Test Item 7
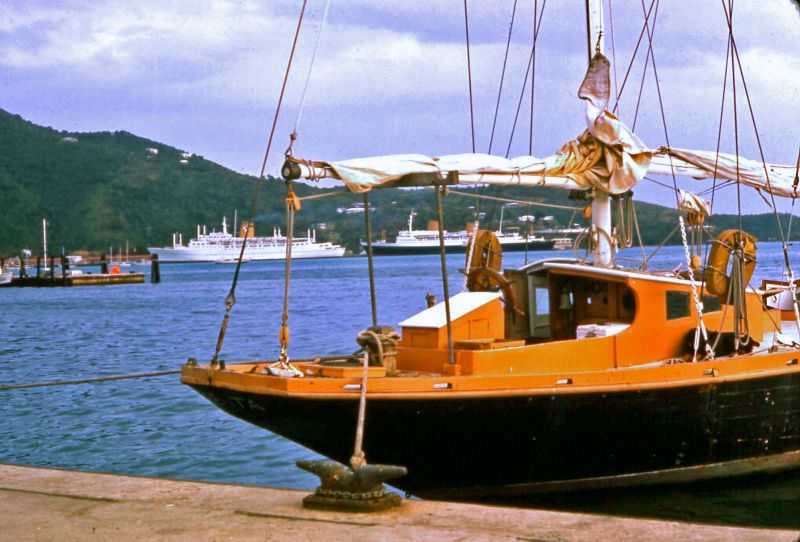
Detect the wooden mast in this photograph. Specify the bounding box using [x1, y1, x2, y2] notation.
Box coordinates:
[586, 0, 612, 267]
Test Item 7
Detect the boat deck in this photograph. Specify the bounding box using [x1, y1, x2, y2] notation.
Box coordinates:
[0, 464, 795, 541]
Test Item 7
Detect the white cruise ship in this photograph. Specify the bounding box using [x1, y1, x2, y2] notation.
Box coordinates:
[147, 218, 345, 262]
[363, 211, 555, 255]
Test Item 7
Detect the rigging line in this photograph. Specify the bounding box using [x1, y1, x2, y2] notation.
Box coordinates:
[488, 0, 518, 154]
[278, 183, 297, 364]
[435, 186, 456, 366]
[464, 0, 476, 153]
[726, 0, 744, 234]
[630, 0, 661, 132]
[297, 189, 348, 202]
[0, 370, 181, 392]
[505, 0, 546, 158]
[644, 223, 680, 265]
[639, 0, 713, 343]
[528, 0, 538, 155]
[448, 189, 580, 210]
[638, 0, 681, 208]
[707, 29, 733, 217]
[607, 0, 620, 115]
[698, 181, 736, 196]
[611, 0, 657, 112]
[293, 0, 333, 136]
[259, 0, 308, 178]
[211, 0, 309, 367]
[362, 193, 378, 328]
[788, 146, 800, 240]
[643, 175, 677, 190]
[504, 47, 532, 158]
[630, 199, 648, 269]
[720, 0, 789, 249]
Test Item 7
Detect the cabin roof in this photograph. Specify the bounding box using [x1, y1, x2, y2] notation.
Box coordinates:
[399, 291, 501, 329]
[542, 262, 697, 286]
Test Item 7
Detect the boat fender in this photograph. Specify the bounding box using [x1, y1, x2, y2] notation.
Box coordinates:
[466, 230, 502, 281]
[704, 229, 757, 300]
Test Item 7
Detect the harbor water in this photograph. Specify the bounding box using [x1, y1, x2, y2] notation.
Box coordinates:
[2, 243, 799, 528]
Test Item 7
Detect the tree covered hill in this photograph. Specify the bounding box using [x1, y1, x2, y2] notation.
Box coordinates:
[0, 108, 795, 257]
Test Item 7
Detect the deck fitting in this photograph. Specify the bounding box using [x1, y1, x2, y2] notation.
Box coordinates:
[297, 459, 407, 512]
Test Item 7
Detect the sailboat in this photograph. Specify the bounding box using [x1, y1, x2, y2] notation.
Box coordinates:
[181, 1, 800, 499]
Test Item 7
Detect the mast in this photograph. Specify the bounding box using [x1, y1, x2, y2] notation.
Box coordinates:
[585, 0, 612, 267]
[42, 218, 48, 264]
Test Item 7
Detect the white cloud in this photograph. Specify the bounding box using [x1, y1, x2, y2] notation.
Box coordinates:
[0, 0, 796, 191]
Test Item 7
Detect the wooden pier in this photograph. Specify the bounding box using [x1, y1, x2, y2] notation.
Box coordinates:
[0, 464, 795, 541]
[2, 272, 145, 287]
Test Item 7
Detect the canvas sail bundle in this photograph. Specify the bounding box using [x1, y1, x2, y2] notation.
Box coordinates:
[287, 53, 796, 199]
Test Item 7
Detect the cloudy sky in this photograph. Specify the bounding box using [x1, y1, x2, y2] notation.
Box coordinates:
[1, 0, 798, 214]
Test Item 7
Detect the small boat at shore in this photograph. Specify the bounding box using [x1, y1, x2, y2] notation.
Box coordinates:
[0, 265, 11, 285]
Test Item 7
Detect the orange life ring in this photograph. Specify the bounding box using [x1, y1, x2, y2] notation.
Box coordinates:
[466, 230, 502, 287]
[704, 229, 757, 300]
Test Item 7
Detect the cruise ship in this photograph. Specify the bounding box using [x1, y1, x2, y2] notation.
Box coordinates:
[147, 218, 345, 262]
[362, 211, 555, 255]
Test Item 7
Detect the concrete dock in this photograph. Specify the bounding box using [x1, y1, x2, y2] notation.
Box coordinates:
[1, 464, 797, 541]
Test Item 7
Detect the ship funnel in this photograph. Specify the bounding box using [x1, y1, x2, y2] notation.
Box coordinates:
[239, 221, 255, 239]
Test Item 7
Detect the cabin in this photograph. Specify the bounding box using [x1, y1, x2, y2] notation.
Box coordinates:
[396, 260, 777, 376]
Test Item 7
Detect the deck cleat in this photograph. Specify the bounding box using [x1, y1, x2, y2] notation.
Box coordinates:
[297, 459, 407, 512]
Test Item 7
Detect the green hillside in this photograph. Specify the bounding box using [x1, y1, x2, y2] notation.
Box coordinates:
[0, 109, 796, 257]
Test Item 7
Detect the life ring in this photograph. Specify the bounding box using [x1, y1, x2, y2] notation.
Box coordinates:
[466, 230, 502, 287]
[704, 229, 757, 300]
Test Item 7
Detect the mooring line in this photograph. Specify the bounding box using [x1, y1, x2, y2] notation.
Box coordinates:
[0, 370, 181, 391]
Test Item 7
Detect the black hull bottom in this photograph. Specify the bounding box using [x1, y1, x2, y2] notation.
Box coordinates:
[366, 240, 556, 255]
[188, 372, 800, 499]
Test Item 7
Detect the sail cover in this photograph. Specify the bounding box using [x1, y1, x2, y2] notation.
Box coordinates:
[289, 53, 797, 199]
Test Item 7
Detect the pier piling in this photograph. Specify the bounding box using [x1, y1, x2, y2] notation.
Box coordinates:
[151, 254, 160, 283]
[61, 256, 69, 286]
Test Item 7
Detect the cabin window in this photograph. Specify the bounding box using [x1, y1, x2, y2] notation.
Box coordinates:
[702, 295, 722, 312]
[666, 291, 691, 319]
[528, 274, 551, 339]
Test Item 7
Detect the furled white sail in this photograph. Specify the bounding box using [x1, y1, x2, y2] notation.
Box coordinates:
[286, 52, 797, 199]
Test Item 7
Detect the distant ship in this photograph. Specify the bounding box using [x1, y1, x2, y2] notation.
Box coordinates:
[362, 211, 556, 255]
[147, 218, 346, 262]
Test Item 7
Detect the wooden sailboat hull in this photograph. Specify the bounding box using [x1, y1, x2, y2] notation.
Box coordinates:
[186, 370, 800, 499]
